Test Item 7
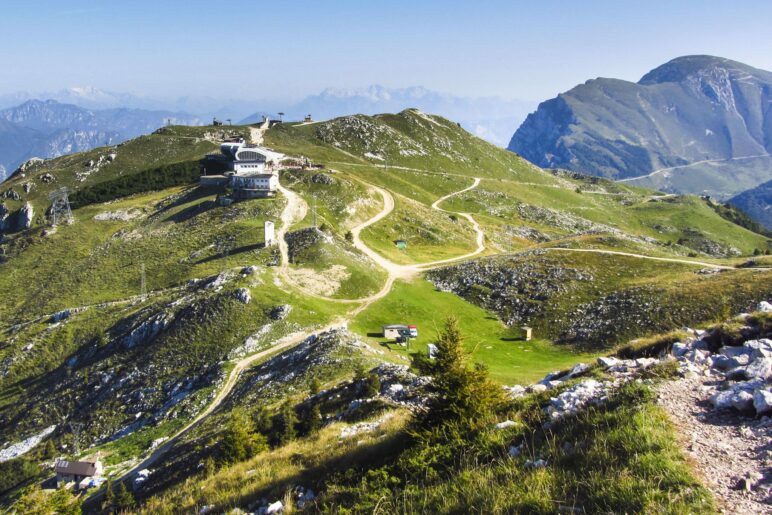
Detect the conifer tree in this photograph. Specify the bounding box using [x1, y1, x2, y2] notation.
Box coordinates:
[415, 316, 504, 434]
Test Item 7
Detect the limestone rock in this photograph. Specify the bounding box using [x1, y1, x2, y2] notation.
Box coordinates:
[745, 357, 772, 381]
[269, 304, 292, 320]
[743, 339, 772, 359]
[597, 356, 622, 368]
[753, 389, 772, 414]
[17, 202, 33, 230]
[234, 288, 251, 304]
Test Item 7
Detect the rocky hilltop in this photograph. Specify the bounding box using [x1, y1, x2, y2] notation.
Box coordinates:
[508, 55, 772, 202]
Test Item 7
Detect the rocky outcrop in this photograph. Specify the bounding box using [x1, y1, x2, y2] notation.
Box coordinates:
[17, 202, 33, 230]
[427, 252, 591, 326]
[0, 202, 8, 231]
[234, 288, 251, 304]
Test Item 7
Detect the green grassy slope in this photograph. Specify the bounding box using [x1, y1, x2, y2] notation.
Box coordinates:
[0, 111, 769, 510]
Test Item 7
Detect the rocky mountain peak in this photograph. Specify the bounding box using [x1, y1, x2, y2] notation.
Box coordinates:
[638, 55, 770, 86]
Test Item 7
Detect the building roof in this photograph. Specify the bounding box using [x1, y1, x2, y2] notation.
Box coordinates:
[55, 460, 99, 477]
[383, 324, 409, 330]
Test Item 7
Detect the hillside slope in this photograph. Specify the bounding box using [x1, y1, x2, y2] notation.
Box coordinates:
[0, 111, 770, 512]
[508, 55, 772, 200]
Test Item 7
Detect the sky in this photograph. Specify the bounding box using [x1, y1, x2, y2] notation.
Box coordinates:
[1, 0, 771, 103]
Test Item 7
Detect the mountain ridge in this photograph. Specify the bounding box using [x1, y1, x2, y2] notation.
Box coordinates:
[508, 55, 772, 204]
[0, 100, 202, 182]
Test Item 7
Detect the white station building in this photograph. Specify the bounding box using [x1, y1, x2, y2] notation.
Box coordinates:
[201, 138, 283, 198]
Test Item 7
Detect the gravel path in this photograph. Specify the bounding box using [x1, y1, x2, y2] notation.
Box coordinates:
[656, 375, 772, 514]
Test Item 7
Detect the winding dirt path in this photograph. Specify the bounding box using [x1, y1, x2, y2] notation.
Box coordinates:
[93, 175, 486, 498]
[541, 247, 754, 270]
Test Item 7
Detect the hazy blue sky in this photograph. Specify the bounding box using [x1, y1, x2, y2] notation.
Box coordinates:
[2, 0, 771, 101]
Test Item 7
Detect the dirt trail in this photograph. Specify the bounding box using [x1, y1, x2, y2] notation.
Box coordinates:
[619, 153, 772, 183]
[98, 320, 346, 496]
[656, 377, 772, 514]
[542, 247, 753, 270]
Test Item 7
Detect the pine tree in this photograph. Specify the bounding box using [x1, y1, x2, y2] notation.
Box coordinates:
[103, 478, 115, 512]
[301, 402, 322, 435]
[273, 401, 298, 446]
[115, 481, 135, 513]
[415, 316, 505, 434]
[42, 439, 56, 459]
[221, 409, 268, 464]
[309, 376, 321, 396]
[363, 372, 381, 398]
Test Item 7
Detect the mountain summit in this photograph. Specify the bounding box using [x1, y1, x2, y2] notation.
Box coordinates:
[507, 55, 772, 203]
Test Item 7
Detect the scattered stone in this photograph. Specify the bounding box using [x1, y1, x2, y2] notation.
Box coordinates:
[494, 420, 516, 430]
[269, 304, 292, 320]
[566, 362, 590, 378]
[234, 288, 251, 304]
[745, 357, 772, 381]
[40, 173, 55, 183]
[597, 356, 621, 368]
[744, 339, 772, 359]
[758, 301, 772, 313]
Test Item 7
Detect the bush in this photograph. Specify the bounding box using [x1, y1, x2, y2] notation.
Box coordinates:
[355, 365, 381, 398]
[345, 230, 354, 242]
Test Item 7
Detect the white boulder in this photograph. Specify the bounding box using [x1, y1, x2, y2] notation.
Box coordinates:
[745, 357, 772, 381]
[494, 420, 517, 430]
[753, 389, 772, 414]
[597, 356, 621, 368]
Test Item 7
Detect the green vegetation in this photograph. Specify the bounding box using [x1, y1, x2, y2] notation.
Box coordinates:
[69, 160, 201, 207]
[154, 320, 712, 514]
[1, 110, 767, 511]
[350, 279, 597, 384]
[707, 198, 772, 238]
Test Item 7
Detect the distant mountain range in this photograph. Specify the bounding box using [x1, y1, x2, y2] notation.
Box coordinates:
[508, 55, 772, 213]
[0, 86, 534, 182]
[0, 100, 201, 181]
[241, 86, 535, 147]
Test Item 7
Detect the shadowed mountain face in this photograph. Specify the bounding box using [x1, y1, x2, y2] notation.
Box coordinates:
[0, 100, 201, 181]
[729, 180, 772, 230]
[508, 56, 772, 200]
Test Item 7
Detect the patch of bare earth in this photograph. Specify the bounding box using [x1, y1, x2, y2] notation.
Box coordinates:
[656, 376, 772, 514]
[287, 265, 350, 296]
